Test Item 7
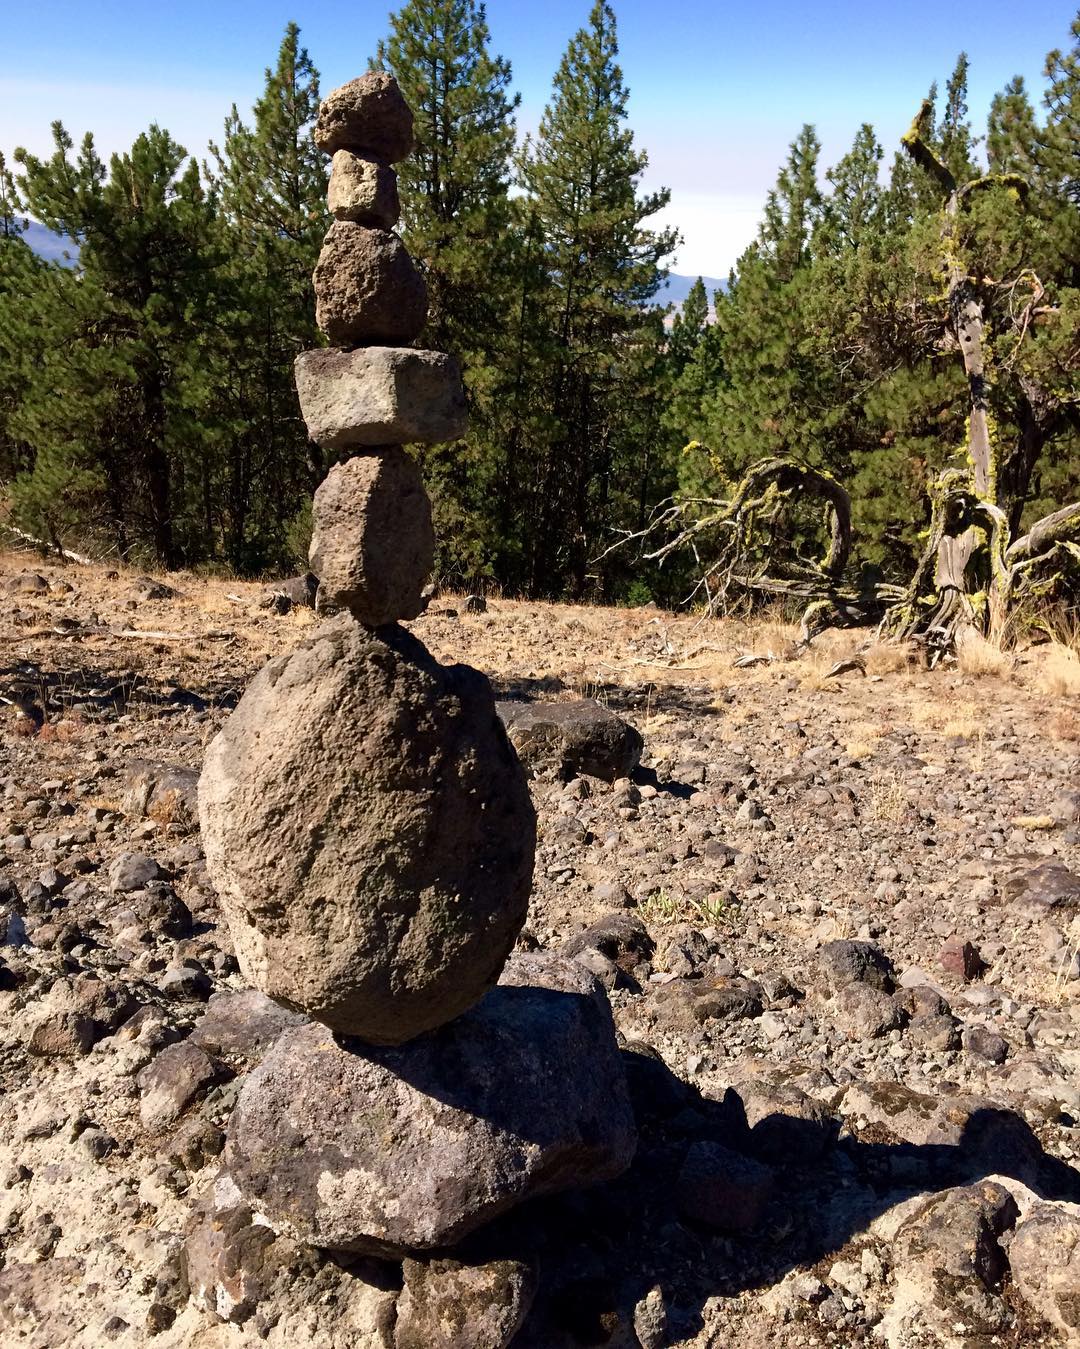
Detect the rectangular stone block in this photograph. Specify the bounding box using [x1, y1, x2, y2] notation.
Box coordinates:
[295, 346, 468, 448]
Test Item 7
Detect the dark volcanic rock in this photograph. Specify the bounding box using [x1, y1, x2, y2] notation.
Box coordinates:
[313, 221, 427, 347]
[309, 451, 434, 625]
[224, 953, 637, 1256]
[198, 617, 535, 1044]
[818, 939, 895, 993]
[496, 699, 643, 783]
[191, 990, 309, 1070]
[314, 72, 415, 161]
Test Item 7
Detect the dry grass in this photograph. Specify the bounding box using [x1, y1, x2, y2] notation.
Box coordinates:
[956, 631, 1014, 678]
[865, 772, 911, 824]
[1034, 641, 1080, 698]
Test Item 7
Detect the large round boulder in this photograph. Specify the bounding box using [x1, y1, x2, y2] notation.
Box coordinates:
[224, 953, 638, 1256]
[198, 618, 535, 1043]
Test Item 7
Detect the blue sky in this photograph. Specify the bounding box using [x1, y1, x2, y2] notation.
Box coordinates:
[2, 0, 1075, 275]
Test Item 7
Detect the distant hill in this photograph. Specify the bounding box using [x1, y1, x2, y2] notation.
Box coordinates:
[21, 220, 79, 266]
[655, 273, 725, 309]
[21, 225, 726, 314]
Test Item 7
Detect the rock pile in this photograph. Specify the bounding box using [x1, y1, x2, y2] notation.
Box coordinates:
[196, 68, 636, 1303]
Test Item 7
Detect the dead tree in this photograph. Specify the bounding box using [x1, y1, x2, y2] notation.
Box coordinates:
[880, 102, 1080, 655]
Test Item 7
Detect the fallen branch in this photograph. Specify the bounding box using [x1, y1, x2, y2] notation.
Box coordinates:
[1, 524, 96, 566]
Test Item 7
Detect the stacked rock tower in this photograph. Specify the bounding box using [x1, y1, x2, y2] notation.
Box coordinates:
[197, 73, 636, 1262]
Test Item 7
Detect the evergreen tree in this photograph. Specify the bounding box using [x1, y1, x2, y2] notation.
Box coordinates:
[207, 22, 327, 569]
[518, 0, 678, 596]
[12, 124, 219, 564]
[376, 0, 521, 582]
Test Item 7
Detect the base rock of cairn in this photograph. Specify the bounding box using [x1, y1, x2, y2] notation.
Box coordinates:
[198, 618, 535, 1043]
[309, 450, 434, 623]
[224, 953, 637, 1256]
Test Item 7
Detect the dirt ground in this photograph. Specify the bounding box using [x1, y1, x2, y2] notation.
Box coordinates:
[0, 550, 1078, 1348]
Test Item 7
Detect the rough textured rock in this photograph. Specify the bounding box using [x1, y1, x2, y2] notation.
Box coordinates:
[1005, 860, 1080, 913]
[309, 452, 434, 625]
[328, 150, 401, 227]
[395, 1256, 536, 1349]
[314, 73, 415, 161]
[121, 760, 199, 829]
[313, 222, 427, 346]
[496, 698, 643, 783]
[184, 1172, 398, 1339]
[817, 939, 895, 993]
[190, 991, 309, 1070]
[137, 1041, 228, 1131]
[198, 618, 535, 1042]
[224, 953, 637, 1255]
[885, 1181, 1019, 1345]
[295, 347, 467, 450]
[1009, 1201, 1080, 1342]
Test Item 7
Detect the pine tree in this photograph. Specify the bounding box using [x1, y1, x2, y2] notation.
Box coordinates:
[519, 0, 678, 596]
[11, 123, 219, 564]
[375, 0, 521, 583]
[207, 22, 327, 569]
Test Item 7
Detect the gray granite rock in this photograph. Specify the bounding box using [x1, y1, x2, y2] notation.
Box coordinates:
[295, 347, 466, 449]
[224, 953, 637, 1255]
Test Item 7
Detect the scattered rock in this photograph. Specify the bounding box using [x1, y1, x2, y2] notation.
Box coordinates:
[1005, 861, 1080, 913]
[190, 990, 309, 1070]
[137, 1041, 228, 1131]
[497, 698, 643, 783]
[395, 1255, 536, 1349]
[818, 939, 895, 993]
[121, 761, 199, 828]
[1009, 1201, 1080, 1343]
[675, 1140, 774, 1233]
[108, 851, 167, 894]
[939, 934, 984, 981]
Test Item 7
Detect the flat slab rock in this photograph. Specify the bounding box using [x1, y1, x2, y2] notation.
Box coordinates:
[295, 347, 467, 450]
[496, 698, 643, 783]
[198, 617, 535, 1043]
[225, 952, 637, 1256]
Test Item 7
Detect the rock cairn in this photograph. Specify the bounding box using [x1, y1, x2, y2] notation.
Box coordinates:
[197, 71, 636, 1264]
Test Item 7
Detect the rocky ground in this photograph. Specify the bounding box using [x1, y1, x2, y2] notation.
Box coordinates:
[0, 551, 1077, 1348]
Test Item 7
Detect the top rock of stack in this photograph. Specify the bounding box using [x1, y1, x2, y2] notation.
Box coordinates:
[314, 72, 415, 163]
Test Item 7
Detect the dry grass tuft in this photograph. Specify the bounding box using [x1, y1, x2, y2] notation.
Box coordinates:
[1035, 641, 1080, 698]
[956, 632, 1013, 678]
[866, 773, 910, 824]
